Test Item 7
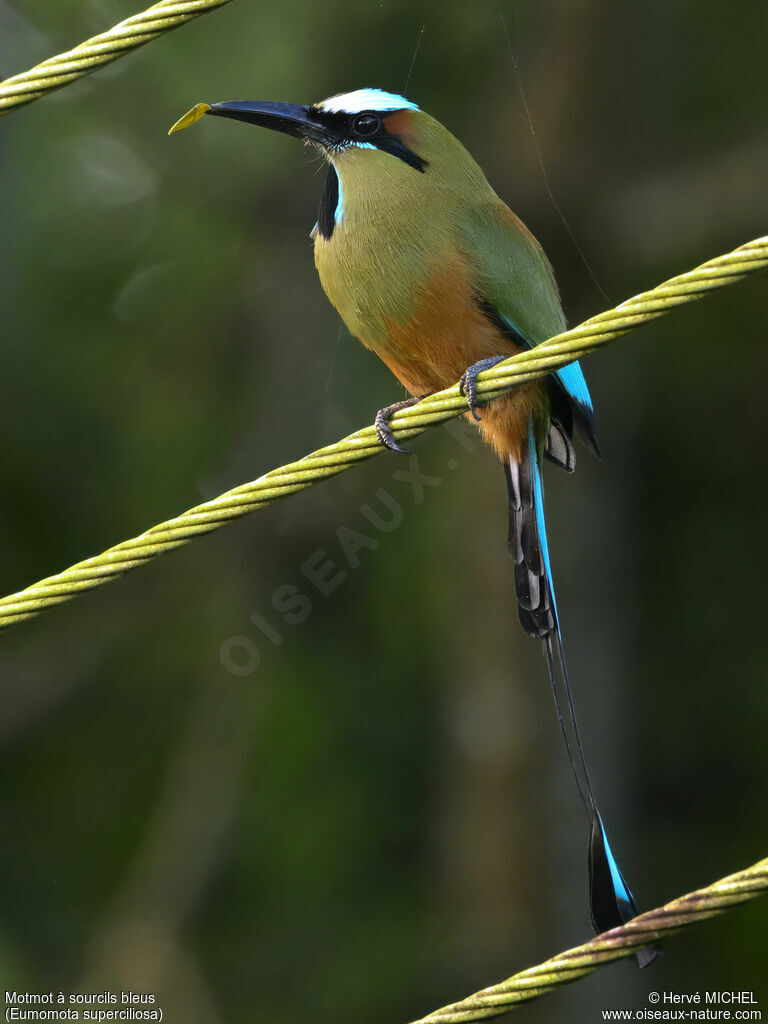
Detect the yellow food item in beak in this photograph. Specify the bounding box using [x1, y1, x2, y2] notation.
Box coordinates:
[168, 103, 212, 135]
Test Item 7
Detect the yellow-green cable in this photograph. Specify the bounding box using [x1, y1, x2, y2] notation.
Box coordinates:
[0, 0, 234, 114]
[0, 234, 766, 631]
[407, 855, 768, 1022]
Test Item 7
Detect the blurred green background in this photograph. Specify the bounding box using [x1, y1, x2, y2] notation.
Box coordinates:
[1, 1, 767, 1021]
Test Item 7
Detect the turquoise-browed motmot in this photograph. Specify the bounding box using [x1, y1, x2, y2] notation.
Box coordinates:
[171, 88, 654, 959]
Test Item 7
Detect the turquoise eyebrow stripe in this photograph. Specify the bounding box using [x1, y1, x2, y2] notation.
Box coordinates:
[319, 88, 419, 113]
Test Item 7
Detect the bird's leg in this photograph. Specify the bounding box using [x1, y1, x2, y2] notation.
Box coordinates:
[375, 396, 422, 454]
[459, 356, 507, 421]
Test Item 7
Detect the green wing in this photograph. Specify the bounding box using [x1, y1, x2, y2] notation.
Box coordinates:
[457, 199, 598, 456]
[457, 199, 567, 345]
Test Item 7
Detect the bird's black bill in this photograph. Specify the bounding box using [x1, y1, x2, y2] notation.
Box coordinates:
[170, 100, 333, 145]
[168, 98, 428, 173]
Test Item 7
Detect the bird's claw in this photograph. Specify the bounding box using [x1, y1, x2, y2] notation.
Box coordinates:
[459, 356, 507, 421]
[375, 416, 410, 453]
[374, 397, 421, 453]
[459, 371, 483, 422]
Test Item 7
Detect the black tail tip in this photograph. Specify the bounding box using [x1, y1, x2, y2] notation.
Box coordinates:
[587, 814, 661, 968]
[636, 945, 662, 969]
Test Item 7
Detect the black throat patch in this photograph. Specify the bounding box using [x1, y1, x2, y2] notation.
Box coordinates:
[317, 164, 339, 240]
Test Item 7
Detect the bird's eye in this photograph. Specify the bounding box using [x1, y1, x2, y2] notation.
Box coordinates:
[352, 112, 381, 137]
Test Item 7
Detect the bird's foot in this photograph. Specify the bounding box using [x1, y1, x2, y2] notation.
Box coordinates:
[459, 356, 507, 421]
[375, 397, 421, 453]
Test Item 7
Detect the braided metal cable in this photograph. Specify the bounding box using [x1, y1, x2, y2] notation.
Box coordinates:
[0, 0, 233, 114]
[407, 855, 768, 1022]
[0, 235, 766, 631]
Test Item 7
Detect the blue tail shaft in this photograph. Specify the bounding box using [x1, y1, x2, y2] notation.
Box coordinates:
[504, 421, 657, 965]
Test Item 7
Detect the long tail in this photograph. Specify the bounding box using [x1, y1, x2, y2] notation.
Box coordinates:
[505, 420, 657, 967]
